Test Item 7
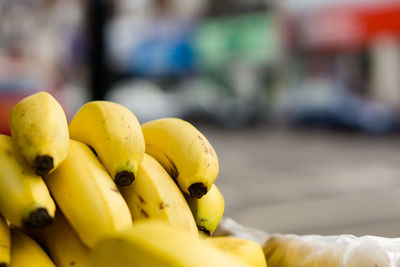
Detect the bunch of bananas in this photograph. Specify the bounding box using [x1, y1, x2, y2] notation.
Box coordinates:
[0, 91, 267, 267]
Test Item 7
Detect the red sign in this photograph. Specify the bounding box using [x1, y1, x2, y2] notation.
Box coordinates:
[299, 1, 400, 50]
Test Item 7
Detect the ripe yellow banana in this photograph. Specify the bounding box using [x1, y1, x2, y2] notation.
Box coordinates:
[9, 91, 69, 176]
[0, 215, 10, 267]
[44, 140, 133, 247]
[264, 236, 314, 267]
[264, 235, 345, 267]
[69, 101, 145, 186]
[186, 184, 224, 236]
[10, 229, 55, 267]
[206, 236, 267, 267]
[90, 221, 251, 267]
[119, 153, 198, 236]
[0, 135, 55, 229]
[141, 118, 219, 198]
[31, 211, 90, 267]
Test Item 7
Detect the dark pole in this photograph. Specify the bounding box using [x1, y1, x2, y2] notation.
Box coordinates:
[88, 0, 108, 100]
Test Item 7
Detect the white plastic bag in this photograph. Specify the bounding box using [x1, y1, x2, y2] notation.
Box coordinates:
[217, 217, 400, 267]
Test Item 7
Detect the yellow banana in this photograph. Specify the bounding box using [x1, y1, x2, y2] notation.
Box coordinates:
[10, 229, 55, 267]
[31, 211, 90, 267]
[69, 101, 145, 186]
[9, 91, 69, 176]
[264, 235, 342, 267]
[186, 184, 224, 236]
[141, 118, 219, 198]
[119, 153, 198, 236]
[206, 236, 267, 267]
[264, 236, 313, 267]
[90, 221, 251, 267]
[0, 135, 55, 229]
[0, 215, 10, 267]
[44, 139, 132, 248]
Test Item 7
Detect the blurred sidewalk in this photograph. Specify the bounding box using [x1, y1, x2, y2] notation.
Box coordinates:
[200, 126, 400, 237]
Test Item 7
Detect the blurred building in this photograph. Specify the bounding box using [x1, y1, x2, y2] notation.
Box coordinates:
[105, 0, 283, 126]
[276, 0, 400, 133]
[0, 0, 399, 133]
[0, 0, 88, 134]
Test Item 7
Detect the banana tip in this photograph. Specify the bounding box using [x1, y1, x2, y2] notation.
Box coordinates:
[115, 171, 135, 186]
[188, 183, 208, 199]
[198, 226, 211, 236]
[33, 155, 54, 176]
[0, 262, 7, 267]
[23, 208, 54, 229]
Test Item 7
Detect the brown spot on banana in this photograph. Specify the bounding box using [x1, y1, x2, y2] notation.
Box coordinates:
[164, 153, 179, 182]
[159, 202, 170, 210]
[140, 209, 149, 218]
[110, 186, 120, 193]
[137, 194, 146, 204]
[197, 226, 211, 236]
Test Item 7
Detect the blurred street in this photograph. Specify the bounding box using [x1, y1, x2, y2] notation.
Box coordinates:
[202, 125, 400, 237]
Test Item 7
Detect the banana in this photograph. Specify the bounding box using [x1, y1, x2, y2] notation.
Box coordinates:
[9, 91, 69, 176]
[141, 118, 219, 198]
[264, 235, 342, 267]
[30, 211, 90, 267]
[90, 221, 251, 267]
[0, 215, 10, 267]
[186, 184, 224, 236]
[44, 139, 132, 247]
[119, 153, 198, 236]
[69, 101, 145, 186]
[206, 236, 267, 267]
[10, 229, 55, 267]
[0, 135, 55, 229]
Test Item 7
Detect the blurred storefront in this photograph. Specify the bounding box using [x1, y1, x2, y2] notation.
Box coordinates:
[1, 0, 399, 133]
[0, 0, 88, 134]
[105, 0, 283, 126]
[278, 0, 400, 133]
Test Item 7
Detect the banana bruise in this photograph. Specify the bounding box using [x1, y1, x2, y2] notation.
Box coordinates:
[69, 101, 145, 186]
[186, 184, 224, 236]
[44, 140, 133, 248]
[119, 154, 198, 236]
[30, 211, 90, 267]
[0, 135, 55, 229]
[10, 91, 69, 176]
[90, 221, 251, 267]
[206, 236, 267, 267]
[10, 229, 55, 267]
[0, 215, 10, 267]
[141, 118, 219, 198]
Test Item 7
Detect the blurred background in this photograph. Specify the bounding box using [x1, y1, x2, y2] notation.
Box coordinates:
[1, 0, 400, 237]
